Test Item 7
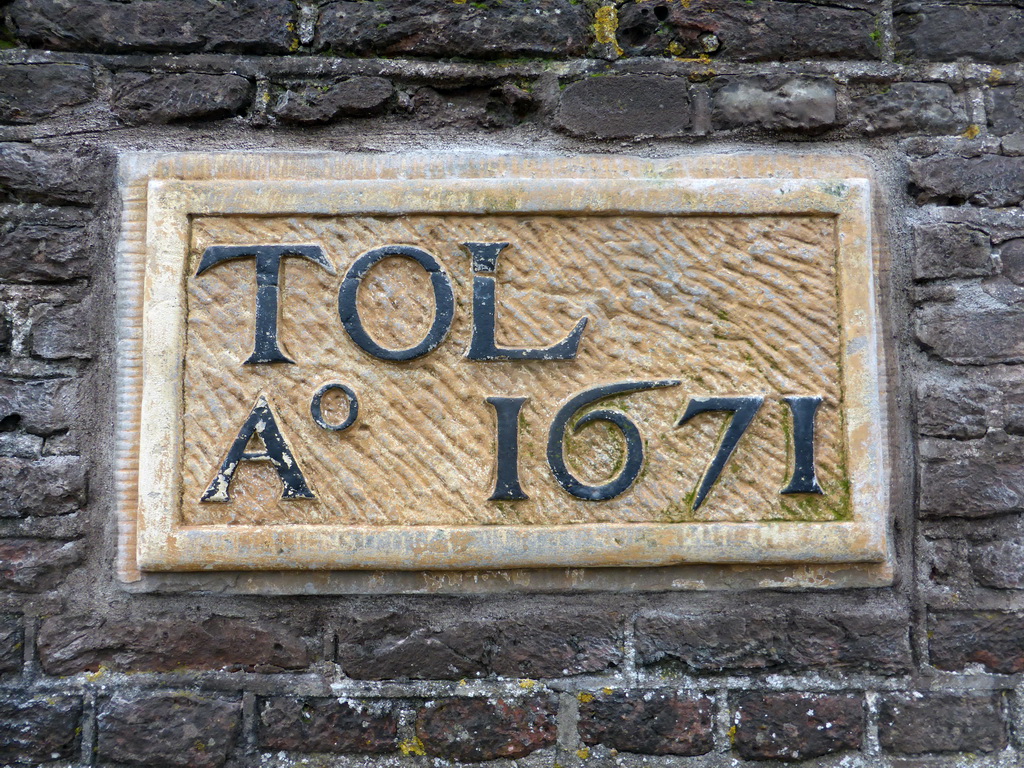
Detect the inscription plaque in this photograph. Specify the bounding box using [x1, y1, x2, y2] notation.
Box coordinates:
[116, 153, 892, 590]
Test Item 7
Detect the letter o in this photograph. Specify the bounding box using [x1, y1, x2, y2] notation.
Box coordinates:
[337, 245, 455, 361]
[310, 383, 359, 432]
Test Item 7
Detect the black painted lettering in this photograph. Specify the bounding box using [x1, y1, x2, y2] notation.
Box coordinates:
[200, 394, 314, 502]
[310, 383, 359, 432]
[781, 395, 824, 495]
[338, 245, 455, 361]
[461, 241, 588, 361]
[195, 244, 335, 365]
[486, 396, 529, 501]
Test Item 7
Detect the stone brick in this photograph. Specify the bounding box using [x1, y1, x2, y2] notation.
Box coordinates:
[415, 696, 556, 762]
[0, 209, 94, 282]
[0, 538, 81, 592]
[711, 76, 836, 133]
[0, 456, 87, 518]
[556, 75, 691, 139]
[916, 286, 1024, 365]
[615, 0, 880, 61]
[10, 0, 296, 54]
[972, 540, 1024, 589]
[98, 692, 240, 768]
[919, 436, 1024, 518]
[879, 693, 1007, 754]
[37, 613, 309, 675]
[578, 691, 714, 756]
[930, 611, 1024, 674]
[911, 155, 1024, 207]
[989, 85, 1022, 136]
[0, 144, 106, 207]
[0, 64, 94, 124]
[314, 0, 589, 59]
[0, 694, 81, 764]
[635, 609, 910, 675]
[29, 301, 93, 360]
[0, 316, 9, 356]
[273, 77, 393, 124]
[1000, 238, 1024, 286]
[0, 378, 78, 437]
[912, 222, 992, 280]
[732, 692, 864, 762]
[849, 82, 962, 136]
[113, 73, 253, 125]
[896, 3, 1024, 64]
[257, 697, 398, 754]
[917, 379, 993, 439]
[336, 609, 622, 680]
[0, 615, 23, 674]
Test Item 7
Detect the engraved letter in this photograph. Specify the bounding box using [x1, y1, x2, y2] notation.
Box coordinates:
[781, 395, 824, 495]
[201, 394, 314, 502]
[486, 396, 529, 501]
[195, 244, 335, 365]
[461, 242, 588, 361]
[310, 383, 359, 432]
[338, 245, 455, 361]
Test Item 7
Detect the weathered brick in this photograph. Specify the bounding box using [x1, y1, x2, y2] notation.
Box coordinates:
[0, 538, 81, 592]
[0, 456, 87, 518]
[0, 316, 9, 356]
[911, 155, 1024, 207]
[0, 378, 78, 437]
[113, 73, 253, 125]
[1000, 237, 1024, 286]
[930, 611, 1024, 674]
[919, 436, 1024, 518]
[916, 286, 1024, 365]
[0, 208, 94, 282]
[896, 3, 1024, 64]
[578, 691, 714, 756]
[917, 379, 993, 439]
[38, 613, 309, 675]
[0, 64, 94, 124]
[416, 696, 556, 762]
[879, 693, 1007, 754]
[615, 0, 880, 61]
[273, 77, 393, 124]
[711, 76, 836, 133]
[336, 609, 622, 680]
[29, 301, 94, 361]
[973, 539, 1024, 588]
[98, 692, 240, 768]
[556, 75, 692, 139]
[0, 694, 81, 764]
[989, 85, 1023, 136]
[635, 609, 911, 674]
[0, 144, 107, 207]
[10, 0, 296, 54]
[912, 222, 992, 280]
[0, 615, 23, 674]
[732, 692, 864, 762]
[849, 82, 962, 136]
[257, 697, 398, 754]
[314, 0, 589, 59]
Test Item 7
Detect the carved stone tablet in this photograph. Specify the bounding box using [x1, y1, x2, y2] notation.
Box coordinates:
[116, 153, 891, 590]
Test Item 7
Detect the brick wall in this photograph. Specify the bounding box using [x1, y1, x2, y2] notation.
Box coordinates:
[0, 0, 1022, 765]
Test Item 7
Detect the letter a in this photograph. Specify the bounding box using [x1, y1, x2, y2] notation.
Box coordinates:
[200, 394, 315, 502]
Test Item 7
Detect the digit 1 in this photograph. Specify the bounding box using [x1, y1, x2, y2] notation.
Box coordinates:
[781, 395, 824, 495]
[486, 396, 529, 501]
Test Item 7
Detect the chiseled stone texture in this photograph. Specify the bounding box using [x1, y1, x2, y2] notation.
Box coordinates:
[557, 74, 692, 138]
[0, 694, 81, 764]
[972, 539, 1024, 589]
[336, 609, 623, 680]
[930, 611, 1024, 674]
[0, 207, 96, 282]
[0, 456, 87, 518]
[415, 696, 557, 761]
[272, 77, 393, 124]
[919, 436, 1024, 518]
[29, 300, 94, 360]
[97, 692, 241, 768]
[0, 144, 107, 207]
[37, 614, 310, 674]
[112, 72, 253, 125]
[732, 692, 864, 762]
[9, 0, 297, 54]
[912, 221, 992, 280]
[895, 3, 1024, 63]
[879, 693, 1008, 754]
[711, 76, 837, 132]
[578, 690, 715, 756]
[0, 63, 94, 124]
[257, 697, 398, 754]
[849, 82, 962, 136]
[636, 609, 911, 674]
[916, 284, 1024, 365]
[911, 155, 1024, 207]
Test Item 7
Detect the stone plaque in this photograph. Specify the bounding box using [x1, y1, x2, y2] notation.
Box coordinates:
[116, 153, 891, 589]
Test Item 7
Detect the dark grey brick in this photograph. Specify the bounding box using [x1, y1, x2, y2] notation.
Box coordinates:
[880, 693, 1006, 754]
[916, 284, 1024, 365]
[273, 77, 393, 124]
[931, 611, 1024, 674]
[0, 616, 23, 675]
[973, 540, 1024, 589]
[913, 222, 992, 280]
[416, 696, 557, 762]
[113, 72, 253, 125]
[920, 436, 1024, 518]
[0, 538, 82, 592]
[1000, 237, 1024, 286]
[0, 694, 81, 764]
[896, 3, 1024, 64]
[258, 698, 398, 754]
[733, 692, 863, 762]
[578, 691, 714, 756]
[911, 155, 1024, 207]
[556, 75, 692, 139]
[0, 63, 94, 124]
[0, 456, 87, 518]
[0, 378, 79, 437]
[850, 82, 962, 136]
[989, 85, 1023, 136]
[0, 208, 94, 282]
[29, 301, 93, 360]
[916, 379, 994, 439]
[0, 144, 107, 207]
[711, 76, 836, 132]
